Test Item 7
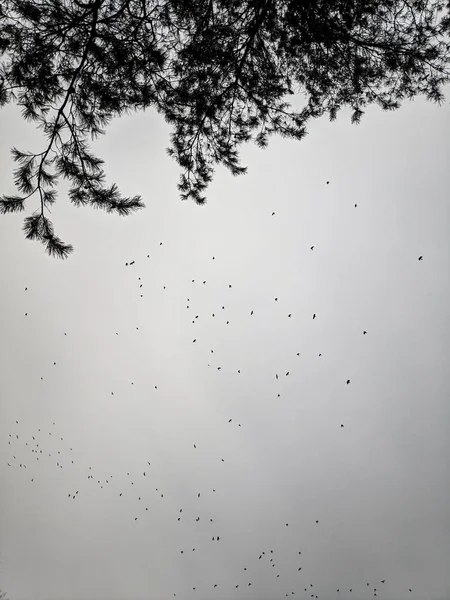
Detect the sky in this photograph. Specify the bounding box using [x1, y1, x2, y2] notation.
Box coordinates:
[0, 84, 449, 600]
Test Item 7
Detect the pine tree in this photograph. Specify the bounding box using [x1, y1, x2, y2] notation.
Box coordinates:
[1, 0, 449, 257]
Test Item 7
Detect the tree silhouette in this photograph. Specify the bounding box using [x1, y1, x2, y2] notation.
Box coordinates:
[1, 0, 449, 257]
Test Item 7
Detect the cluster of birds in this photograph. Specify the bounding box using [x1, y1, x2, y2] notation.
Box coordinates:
[6, 181, 427, 599]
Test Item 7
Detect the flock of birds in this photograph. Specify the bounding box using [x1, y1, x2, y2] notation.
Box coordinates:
[6, 421, 414, 598]
[4, 181, 427, 599]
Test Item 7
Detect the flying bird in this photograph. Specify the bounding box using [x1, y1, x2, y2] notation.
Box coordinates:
[346, 379, 350, 384]
[310, 246, 314, 250]
[418, 256, 423, 261]
[312, 314, 316, 319]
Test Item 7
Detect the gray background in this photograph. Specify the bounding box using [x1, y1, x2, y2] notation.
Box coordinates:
[0, 89, 449, 600]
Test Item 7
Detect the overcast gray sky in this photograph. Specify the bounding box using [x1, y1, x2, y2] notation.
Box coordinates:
[0, 86, 449, 600]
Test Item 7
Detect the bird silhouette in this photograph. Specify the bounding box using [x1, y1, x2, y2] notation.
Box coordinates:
[418, 256, 423, 261]
[347, 379, 350, 384]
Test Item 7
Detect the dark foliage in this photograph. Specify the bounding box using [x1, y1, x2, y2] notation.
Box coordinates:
[1, 0, 449, 257]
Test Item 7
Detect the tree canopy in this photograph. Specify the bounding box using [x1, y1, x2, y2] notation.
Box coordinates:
[1, 0, 449, 257]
